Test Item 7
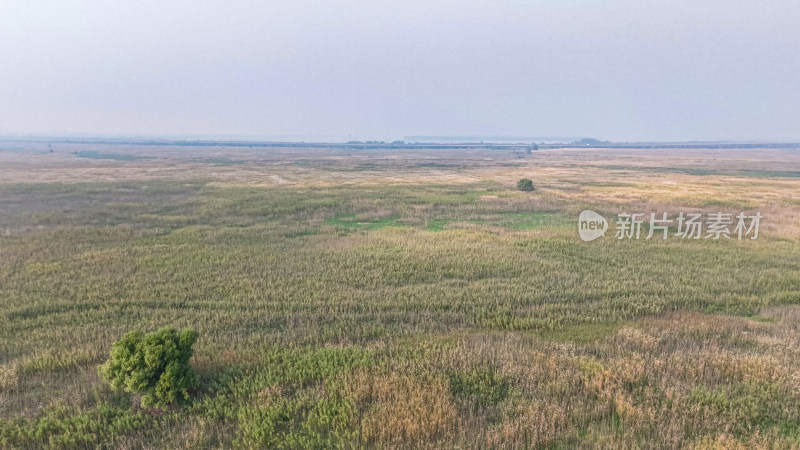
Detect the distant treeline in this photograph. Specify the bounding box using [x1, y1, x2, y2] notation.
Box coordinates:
[3, 137, 800, 151]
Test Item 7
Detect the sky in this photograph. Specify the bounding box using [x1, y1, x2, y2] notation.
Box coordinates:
[1, 1, 799, 142]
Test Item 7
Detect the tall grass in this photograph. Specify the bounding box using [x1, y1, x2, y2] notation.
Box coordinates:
[0, 170, 798, 447]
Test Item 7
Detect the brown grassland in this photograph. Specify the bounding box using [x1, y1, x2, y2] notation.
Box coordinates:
[0, 141, 798, 448]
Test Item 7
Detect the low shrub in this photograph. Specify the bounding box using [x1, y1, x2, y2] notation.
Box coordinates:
[98, 327, 198, 409]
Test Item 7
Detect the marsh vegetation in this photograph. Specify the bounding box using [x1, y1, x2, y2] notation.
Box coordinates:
[0, 144, 798, 447]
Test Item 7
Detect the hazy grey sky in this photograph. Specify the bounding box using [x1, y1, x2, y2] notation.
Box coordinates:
[1, 1, 799, 141]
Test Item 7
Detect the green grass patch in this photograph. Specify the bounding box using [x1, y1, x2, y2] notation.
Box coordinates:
[324, 214, 404, 231]
[500, 212, 569, 230]
[449, 367, 511, 407]
[538, 322, 624, 344]
[426, 219, 451, 232]
[196, 157, 245, 166]
[74, 151, 150, 161]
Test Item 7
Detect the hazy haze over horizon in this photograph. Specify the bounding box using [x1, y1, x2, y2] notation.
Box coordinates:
[1, 1, 799, 142]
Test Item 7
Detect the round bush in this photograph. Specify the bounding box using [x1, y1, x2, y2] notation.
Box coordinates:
[99, 327, 198, 409]
[517, 178, 534, 191]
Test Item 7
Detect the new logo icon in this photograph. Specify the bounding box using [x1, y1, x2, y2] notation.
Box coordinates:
[578, 210, 608, 241]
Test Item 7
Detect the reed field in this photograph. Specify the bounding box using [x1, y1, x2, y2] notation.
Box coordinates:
[0, 143, 799, 448]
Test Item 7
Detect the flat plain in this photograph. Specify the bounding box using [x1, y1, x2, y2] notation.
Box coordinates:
[0, 141, 799, 448]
